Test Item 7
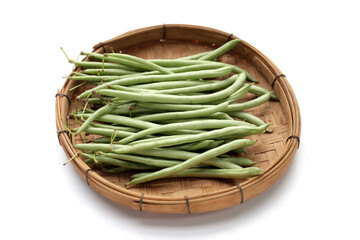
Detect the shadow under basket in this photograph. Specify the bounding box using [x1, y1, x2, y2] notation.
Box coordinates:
[55, 24, 301, 214]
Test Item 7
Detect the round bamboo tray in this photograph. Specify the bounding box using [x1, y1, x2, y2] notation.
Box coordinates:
[55, 24, 301, 214]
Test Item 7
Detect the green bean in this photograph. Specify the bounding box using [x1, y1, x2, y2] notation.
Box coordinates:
[77, 112, 207, 137]
[169, 140, 226, 151]
[169, 140, 219, 151]
[107, 53, 174, 74]
[126, 139, 256, 185]
[70, 75, 121, 82]
[114, 124, 269, 154]
[106, 151, 241, 170]
[209, 83, 253, 104]
[75, 143, 116, 152]
[132, 80, 207, 90]
[81, 52, 145, 70]
[247, 84, 278, 100]
[135, 148, 209, 160]
[131, 167, 263, 180]
[86, 97, 113, 103]
[81, 152, 157, 170]
[222, 157, 257, 167]
[109, 84, 158, 93]
[75, 144, 248, 170]
[98, 73, 245, 104]
[135, 102, 203, 111]
[93, 136, 120, 143]
[100, 152, 185, 168]
[225, 92, 272, 112]
[167, 61, 245, 74]
[82, 68, 138, 76]
[77, 66, 234, 99]
[149, 59, 256, 82]
[89, 122, 139, 132]
[177, 51, 210, 60]
[228, 112, 272, 132]
[73, 72, 88, 76]
[207, 140, 225, 149]
[127, 134, 193, 145]
[155, 75, 238, 95]
[75, 62, 229, 82]
[198, 39, 242, 61]
[75, 113, 157, 129]
[105, 167, 130, 173]
[86, 147, 241, 169]
[231, 147, 249, 154]
[169, 62, 226, 72]
[137, 114, 233, 124]
[135, 91, 272, 113]
[119, 118, 249, 145]
[134, 101, 229, 122]
[102, 102, 160, 115]
[150, 113, 245, 123]
[79, 126, 134, 138]
[75, 103, 115, 135]
[70, 59, 137, 70]
[111, 107, 159, 116]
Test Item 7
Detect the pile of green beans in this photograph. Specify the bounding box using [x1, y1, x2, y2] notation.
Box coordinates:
[66, 39, 277, 186]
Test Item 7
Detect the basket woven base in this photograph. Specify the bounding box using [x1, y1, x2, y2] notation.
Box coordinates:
[56, 24, 301, 214]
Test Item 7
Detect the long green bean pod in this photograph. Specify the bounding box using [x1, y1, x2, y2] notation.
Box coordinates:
[100, 152, 240, 170]
[177, 51, 210, 60]
[73, 144, 252, 169]
[131, 167, 263, 179]
[119, 118, 252, 145]
[247, 84, 278, 100]
[135, 91, 272, 113]
[70, 60, 137, 70]
[81, 152, 157, 170]
[81, 68, 138, 76]
[81, 52, 145, 70]
[134, 101, 229, 122]
[106, 53, 174, 74]
[132, 80, 207, 90]
[228, 112, 272, 132]
[198, 39, 242, 61]
[75, 103, 115, 135]
[75, 113, 158, 129]
[113, 124, 269, 154]
[77, 66, 234, 99]
[98, 73, 245, 104]
[155, 75, 238, 94]
[126, 139, 256, 185]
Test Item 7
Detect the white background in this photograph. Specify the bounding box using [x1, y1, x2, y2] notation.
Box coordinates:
[1, 0, 359, 239]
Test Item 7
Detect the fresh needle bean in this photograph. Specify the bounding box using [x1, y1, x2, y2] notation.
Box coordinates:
[198, 39, 242, 61]
[75, 113, 158, 129]
[81, 152, 157, 170]
[228, 111, 272, 132]
[75, 103, 115, 135]
[106, 53, 174, 74]
[98, 73, 245, 104]
[119, 118, 250, 145]
[133, 101, 229, 122]
[70, 59, 137, 70]
[126, 139, 256, 185]
[131, 167, 263, 179]
[77, 66, 234, 99]
[81, 52, 145, 70]
[82, 68, 138, 76]
[113, 124, 269, 154]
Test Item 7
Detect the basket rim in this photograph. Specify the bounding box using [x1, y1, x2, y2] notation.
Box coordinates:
[56, 24, 301, 210]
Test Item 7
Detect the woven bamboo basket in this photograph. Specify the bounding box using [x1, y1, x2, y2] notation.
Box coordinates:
[55, 24, 301, 214]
